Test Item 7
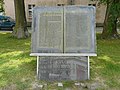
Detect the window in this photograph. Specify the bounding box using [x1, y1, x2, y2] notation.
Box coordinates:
[88, 4, 96, 7]
[57, 4, 64, 6]
[28, 4, 35, 18]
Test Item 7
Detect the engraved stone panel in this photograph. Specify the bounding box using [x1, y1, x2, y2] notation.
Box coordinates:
[31, 6, 96, 54]
[38, 56, 88, 81]
[32, 7, 63, 53]
[64, 6, 96, 53]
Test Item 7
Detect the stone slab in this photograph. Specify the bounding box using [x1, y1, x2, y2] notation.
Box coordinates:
[31, 6, 96, 54]
[38, 56, 88, 81]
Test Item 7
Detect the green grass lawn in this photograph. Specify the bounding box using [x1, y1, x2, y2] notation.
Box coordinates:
[91, 35, 120, 89]
[0, 32, 36, 89]
[0, 32, 120, 90]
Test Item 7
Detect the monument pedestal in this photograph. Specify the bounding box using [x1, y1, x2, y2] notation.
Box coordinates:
[37, 56, 90, 81]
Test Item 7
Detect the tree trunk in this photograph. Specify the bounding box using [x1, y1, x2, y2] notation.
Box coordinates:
[13, 0, 30, 39]
[102, 2, 120, 39]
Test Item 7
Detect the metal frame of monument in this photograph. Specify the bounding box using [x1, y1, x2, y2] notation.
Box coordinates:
[30, 5, 97, 81]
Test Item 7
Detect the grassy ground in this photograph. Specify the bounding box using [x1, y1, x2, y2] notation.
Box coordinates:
[0, 32, 36, 89]
[91, 34, 120, 89]
[0, 32, 120, 90]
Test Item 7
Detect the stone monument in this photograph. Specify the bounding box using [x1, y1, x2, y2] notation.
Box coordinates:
[30, 6, 97, 81]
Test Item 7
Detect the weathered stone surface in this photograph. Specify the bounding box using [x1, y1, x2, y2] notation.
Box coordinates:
[38, 12, 63, 53]
[31, 6, 96, 53]
[74, 82, 80, 86]
[58, 83, 63, 87]
[38, 56, 88, 81]
[64, 6, 96, 53]
[31, 6, 96, 82]
[32, 7, 63, 53]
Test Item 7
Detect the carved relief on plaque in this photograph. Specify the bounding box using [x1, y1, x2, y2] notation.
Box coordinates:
[64, 6, 95, 53]
[38, 12, 63, 53]
[38, 57, 88, 81]
[31, 6, 96, 53]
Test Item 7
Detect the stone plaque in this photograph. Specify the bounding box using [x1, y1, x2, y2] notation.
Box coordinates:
[64, 6, 96, 53]
[32, 7, 63, 53]
[38, 56, 88, 81]
[31, 6, 96, 53]
[31, 6, 97, 82]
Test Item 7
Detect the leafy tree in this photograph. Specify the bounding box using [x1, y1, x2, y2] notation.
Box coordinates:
[93, 0, 120, 39]
[13, 0, 29, 39]
[0, 0, 4, 12]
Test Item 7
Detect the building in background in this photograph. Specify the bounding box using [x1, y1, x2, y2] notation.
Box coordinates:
[4, 0, 106, 25]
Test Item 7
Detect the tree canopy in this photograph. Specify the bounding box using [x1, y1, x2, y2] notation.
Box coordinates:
[0, 0, 4, 12]
[93, 0, 120, 39]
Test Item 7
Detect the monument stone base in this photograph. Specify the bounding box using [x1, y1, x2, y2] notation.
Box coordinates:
[38, 56, 89, 81]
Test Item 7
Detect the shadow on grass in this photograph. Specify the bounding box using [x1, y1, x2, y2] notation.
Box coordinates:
[0, 33, 31, 51]
[90, 35, 120, 88]
[0, 32, 120, 89]
[0, 52, 36, 89]
[91, 54, 120, 88]
[0, 33, 36, 89]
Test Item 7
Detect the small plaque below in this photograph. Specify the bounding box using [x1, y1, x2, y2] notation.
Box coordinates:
[38, 56, 88, 81]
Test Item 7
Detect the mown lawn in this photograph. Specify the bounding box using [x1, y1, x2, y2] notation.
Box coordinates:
[0, 32, 120, 90]
[0, 32, 36, 89]
[91, 34, 120, 89]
